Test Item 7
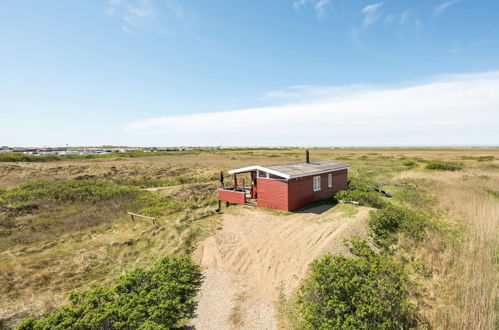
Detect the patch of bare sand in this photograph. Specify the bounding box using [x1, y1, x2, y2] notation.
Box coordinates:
[191, 204, 371, 329]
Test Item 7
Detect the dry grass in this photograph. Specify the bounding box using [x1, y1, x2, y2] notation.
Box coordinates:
[398, 167, 498, 329]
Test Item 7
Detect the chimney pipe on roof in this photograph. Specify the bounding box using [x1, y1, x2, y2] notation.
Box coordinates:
[306, 150, 310, 163]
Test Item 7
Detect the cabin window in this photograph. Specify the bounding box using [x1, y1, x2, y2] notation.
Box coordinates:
[258, 170, 267, 178]
[328, 173, 333, 187]
[269, 173, 283, 179]
[313, 176, 321, 191]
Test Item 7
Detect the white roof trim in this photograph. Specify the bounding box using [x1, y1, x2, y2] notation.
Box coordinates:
[228, 165, 351, 180]
[228, 165, 290, 179]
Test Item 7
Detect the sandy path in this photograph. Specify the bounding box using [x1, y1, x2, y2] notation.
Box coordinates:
[191, 205, 370, 329]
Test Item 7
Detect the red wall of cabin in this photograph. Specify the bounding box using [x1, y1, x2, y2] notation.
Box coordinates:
[256, 178, 289, 211]
[255, 169, 348, 211]
[288, 169, 348, 210]
[218, 189, 246, 204]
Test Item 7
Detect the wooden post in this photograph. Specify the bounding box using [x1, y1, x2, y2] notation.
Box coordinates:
[233, 174, 237, 191]
[128, 212, 157, 225]
[251, 171, 255, 198]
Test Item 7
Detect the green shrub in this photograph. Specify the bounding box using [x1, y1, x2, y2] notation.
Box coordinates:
[298, 237, 417, 329]
[15, 255, 202, 330]
[485, 189, 499, 200]
[403, 160, 417, 167]
[369, 205, 426, 248]
[138, 193, 185, 218]
[335, 190, 388, 209]
[347, 176, 377, 192]
[425, 161, 463, 171]
[0, 179, 141, 205]
[461, 155, 494, 162]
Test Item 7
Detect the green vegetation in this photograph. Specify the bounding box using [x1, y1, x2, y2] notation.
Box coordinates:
[0, 150, 200, 163]
[112, 174, 216, 189]
[15, 255, 202, 330]
[0, 179, 141, 204]
[369, 206, 426, 248]
[403, 160, 417, 168]
[425, 160, 463, 171]
[461, 155, 494, 162]
[335, 176, 428, 248]
[0, 179, 216, 250]
[296, 175, 430, 328]
[484, 188, 499, 200]
[297, 237, 417, 330]
[335, 190, 387, 209]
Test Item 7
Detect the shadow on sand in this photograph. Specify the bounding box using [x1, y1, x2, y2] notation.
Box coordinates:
[294, 199, 338, 215]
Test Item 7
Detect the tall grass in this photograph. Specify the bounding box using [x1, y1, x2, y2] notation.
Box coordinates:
[398, 170, 498, 329]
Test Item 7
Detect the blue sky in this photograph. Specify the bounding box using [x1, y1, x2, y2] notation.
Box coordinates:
[1, 0, 498, 146]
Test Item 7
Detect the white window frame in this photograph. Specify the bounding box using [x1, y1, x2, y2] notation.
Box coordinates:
[313, 176, 321, 191]
[328, 173, 333, 188]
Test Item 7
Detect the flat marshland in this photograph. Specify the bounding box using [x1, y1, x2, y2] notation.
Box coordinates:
[0, 148, 497, 329]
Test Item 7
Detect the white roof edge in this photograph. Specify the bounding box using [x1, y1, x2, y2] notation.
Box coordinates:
[228, 165, 351, 180]
[228, 165, 291, 179]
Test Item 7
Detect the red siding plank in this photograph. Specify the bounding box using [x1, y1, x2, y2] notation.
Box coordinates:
[218, 189, 246, 204]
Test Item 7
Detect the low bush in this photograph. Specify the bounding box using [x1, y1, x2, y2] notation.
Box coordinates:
[138, 193, 185, 218]
[369, 205, 426, 248]
[425, 161, 463, 171]
[403, 160, 417, 168]
[16, 255, 202, 330]
[297, 237, 417, 329]
[0, 179, 141, 205]
[335, 190, 388, 209]
[461, 155, 494, 162]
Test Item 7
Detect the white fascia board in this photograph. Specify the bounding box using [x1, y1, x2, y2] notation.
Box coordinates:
[288, 166, 351, 179]
[228, 166, 259, 174]
[228, 165, 290, 179]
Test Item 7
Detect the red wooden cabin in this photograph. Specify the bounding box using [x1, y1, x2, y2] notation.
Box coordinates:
[218, 153, 351, 211]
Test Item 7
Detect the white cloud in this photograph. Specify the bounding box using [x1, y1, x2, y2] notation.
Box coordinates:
[124, 71, 499, 147]
[361, 2, 385, 28]
[435, 0, 459, 15]
[107, 0, 189, 34]
[292, 0, 308, 11]
[362, 2, 384, 14]
[314, 0, 330, 18]
[292, 0, 331, 18]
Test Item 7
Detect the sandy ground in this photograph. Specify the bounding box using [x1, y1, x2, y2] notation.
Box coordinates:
[191, 204, 371, 329]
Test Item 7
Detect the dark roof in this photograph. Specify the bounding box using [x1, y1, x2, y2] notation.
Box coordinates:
[228, 160, 351, 179]
[265, 161, 350, 178]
